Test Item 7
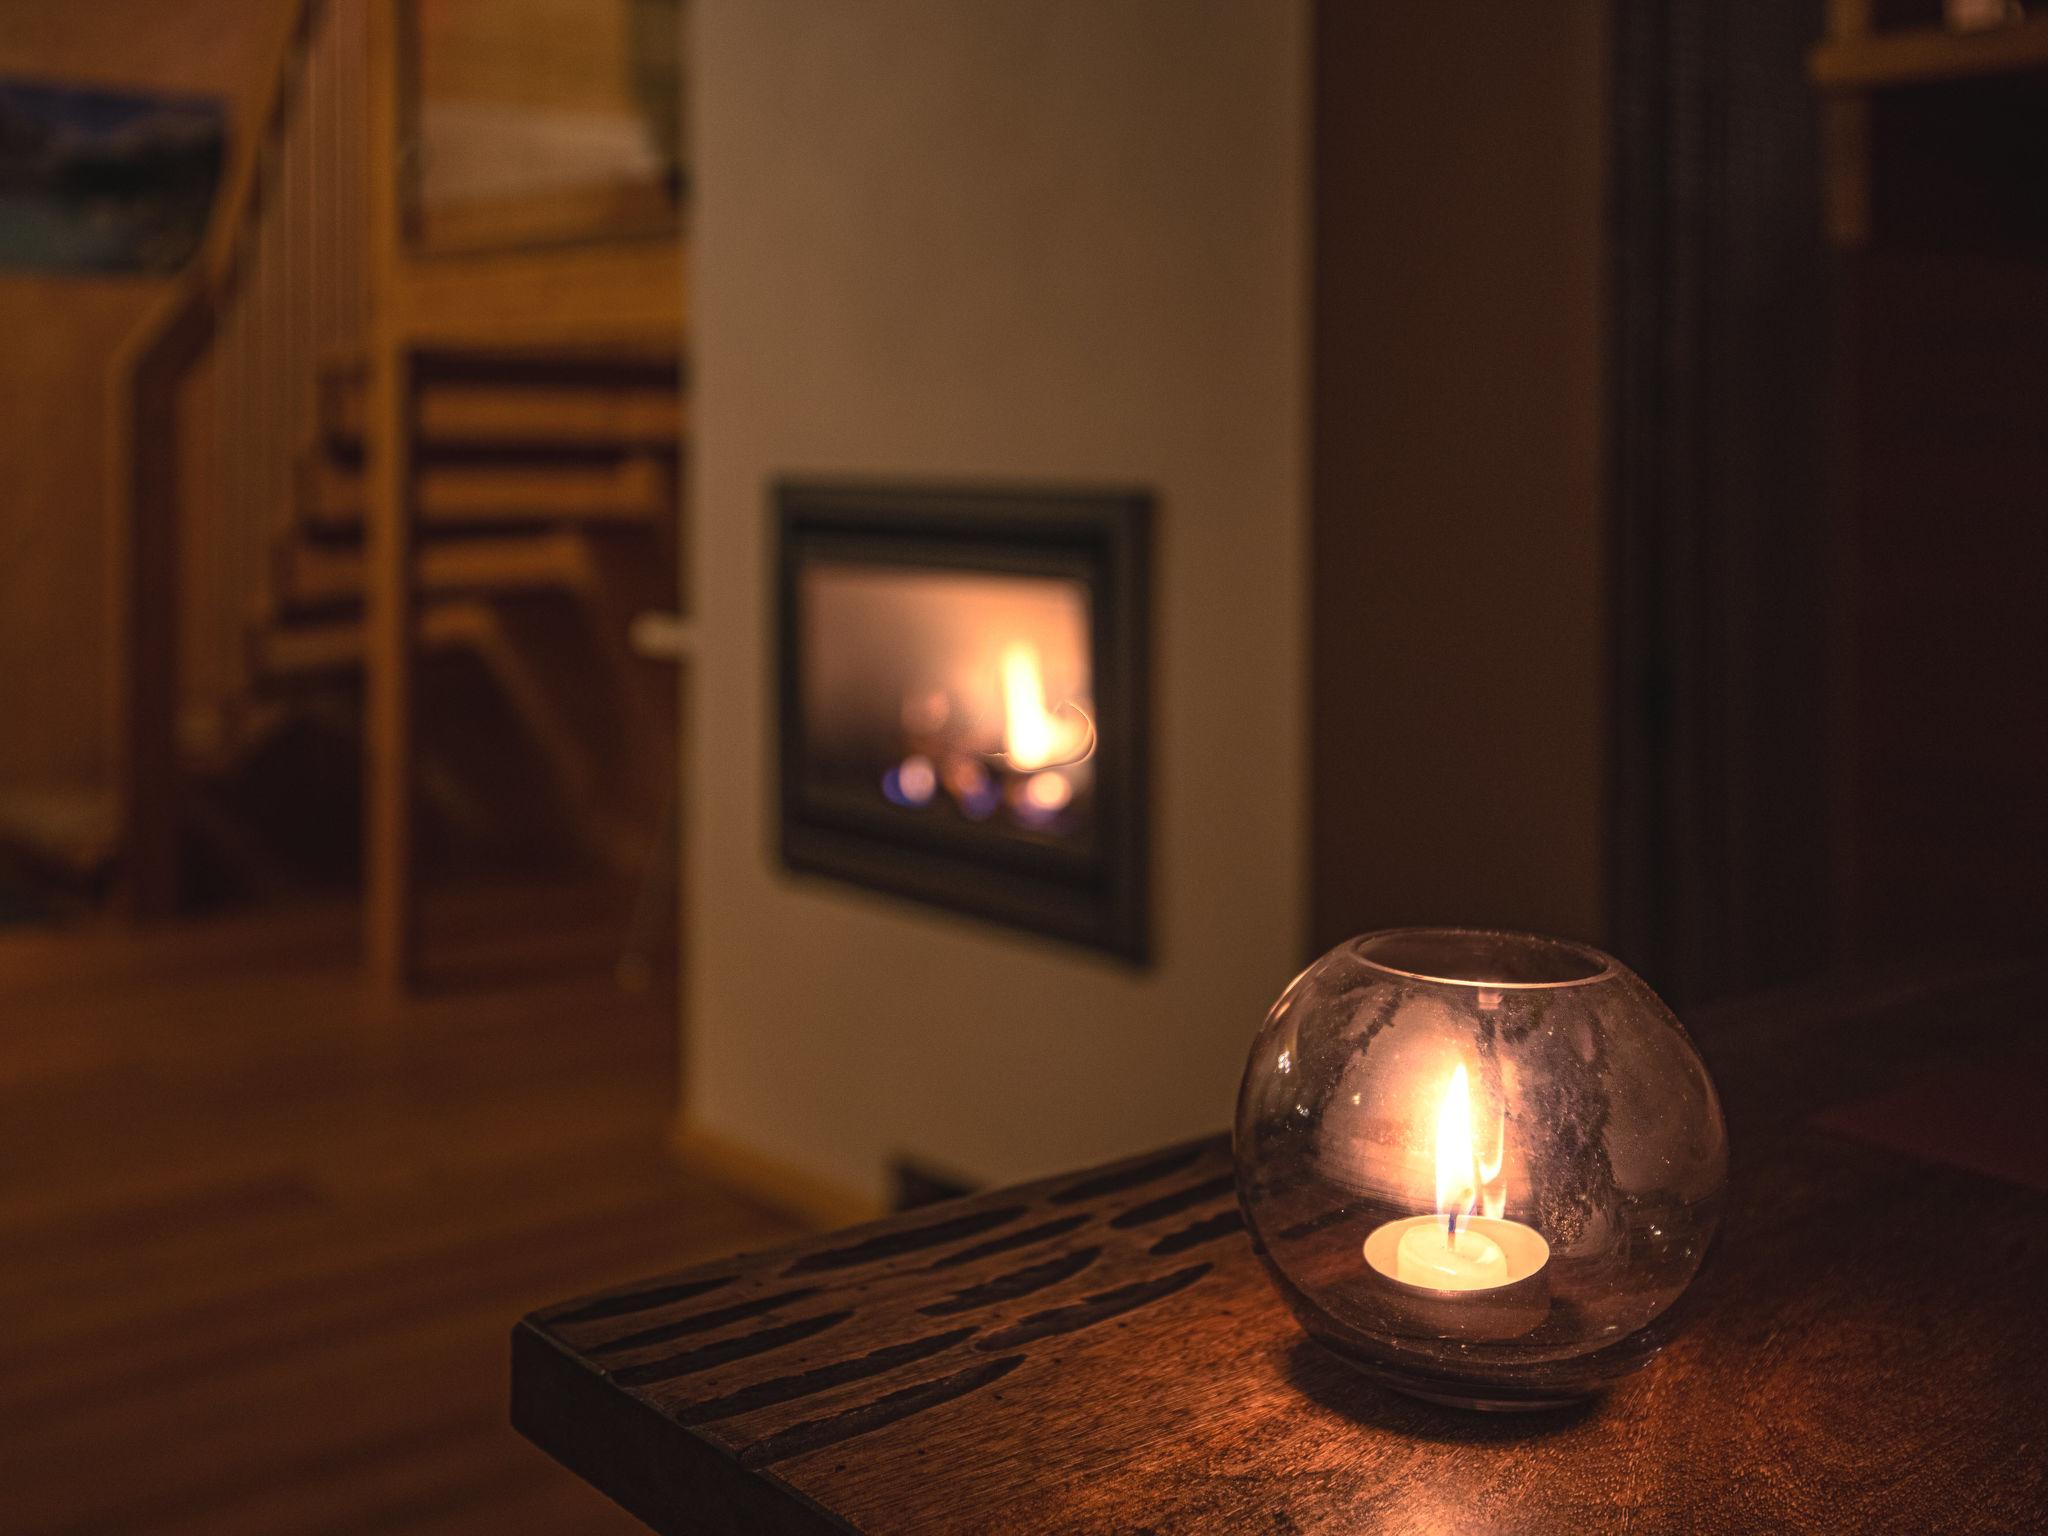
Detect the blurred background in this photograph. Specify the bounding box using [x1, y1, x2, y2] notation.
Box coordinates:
[1, 0, 2043, 1530]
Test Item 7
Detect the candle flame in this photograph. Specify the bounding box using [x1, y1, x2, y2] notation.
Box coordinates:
[1433, 1063, 1511, 1235]
[1479, 1108, 1508, 1222]
[1434, 1064, 1480, 1235]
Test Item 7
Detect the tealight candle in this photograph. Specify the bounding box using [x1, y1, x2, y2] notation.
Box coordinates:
[1234, 928, 1729, 1407]
[1362, 1063, 1551, 1297]
[1364, 1212, 1549, 1294]
[1396, 1216, 1506, 1289]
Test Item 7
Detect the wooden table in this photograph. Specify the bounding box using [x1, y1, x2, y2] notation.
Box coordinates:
[514, 969, 2048, 1533]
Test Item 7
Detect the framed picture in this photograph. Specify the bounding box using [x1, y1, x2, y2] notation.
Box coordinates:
[0, 77, 225, 273]
[400, 0, 685, 254]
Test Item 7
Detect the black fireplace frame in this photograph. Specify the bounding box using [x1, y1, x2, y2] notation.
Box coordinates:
[775, 480, 1151, 962]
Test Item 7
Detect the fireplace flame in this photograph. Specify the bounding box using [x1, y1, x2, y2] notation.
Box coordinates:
[1001, 644, 1058, 770]
[1023, 771, 1073, 812]
[997, 644, 1095, 771]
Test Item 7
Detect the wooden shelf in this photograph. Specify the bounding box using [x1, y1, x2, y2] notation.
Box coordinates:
[1812, 16, 2048, 90]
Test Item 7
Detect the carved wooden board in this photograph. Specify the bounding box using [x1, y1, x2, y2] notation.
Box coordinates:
[515, 1094, 2048, 1533]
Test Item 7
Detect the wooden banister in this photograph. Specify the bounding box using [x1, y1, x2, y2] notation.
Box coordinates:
[107, 277, 216, 916]
[200, 0, 325, 301]
[107, 0, 365, 914]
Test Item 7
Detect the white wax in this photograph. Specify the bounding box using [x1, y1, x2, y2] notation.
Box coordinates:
[1395, 1219, 1508, 1290]
[1363, 1213, 1550, 1295]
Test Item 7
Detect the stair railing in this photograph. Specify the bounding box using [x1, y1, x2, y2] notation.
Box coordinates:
[108, 0, 370, 914]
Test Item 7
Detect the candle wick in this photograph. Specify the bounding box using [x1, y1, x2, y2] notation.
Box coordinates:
[1445, 1210, 1460, 1247]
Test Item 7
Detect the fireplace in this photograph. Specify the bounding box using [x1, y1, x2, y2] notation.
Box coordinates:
[777, 482, 1150, 959]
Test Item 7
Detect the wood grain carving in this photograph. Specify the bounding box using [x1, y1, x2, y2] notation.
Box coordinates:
[514, 1135, 1244, 1534]
[515, 971, 2048, 1534]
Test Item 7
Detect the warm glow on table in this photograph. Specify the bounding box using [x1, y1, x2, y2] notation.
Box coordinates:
[1363, 1059, 1548, 1294]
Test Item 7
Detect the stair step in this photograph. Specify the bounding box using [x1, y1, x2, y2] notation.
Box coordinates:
[322, 376, 683, 451]
[245, 599, 641, 873]
[252, 618, 372, 681]
[251, 600, 501, 685]
[275, 531, 601, 613]
[302, 456, 670, 537]
[0, 788, 120, 883]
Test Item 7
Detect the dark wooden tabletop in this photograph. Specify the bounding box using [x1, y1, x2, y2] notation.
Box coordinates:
[513, 967, 2048, 1533]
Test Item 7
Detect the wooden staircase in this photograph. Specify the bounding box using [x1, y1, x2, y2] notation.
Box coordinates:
[265, 350, 677, 625]
[225, 347, 679, 877]
[109, 0, 688, 992]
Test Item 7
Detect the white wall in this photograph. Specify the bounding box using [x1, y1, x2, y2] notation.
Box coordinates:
[688, 0, 1309, 1206]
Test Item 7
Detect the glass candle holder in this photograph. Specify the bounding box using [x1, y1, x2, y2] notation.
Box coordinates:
[1234, 928, 1727, 1411]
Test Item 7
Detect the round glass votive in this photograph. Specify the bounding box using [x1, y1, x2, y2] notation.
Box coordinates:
[1233, 928, 1727, 1411]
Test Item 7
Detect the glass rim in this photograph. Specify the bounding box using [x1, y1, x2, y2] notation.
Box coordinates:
[1345, 927, 1619, 991]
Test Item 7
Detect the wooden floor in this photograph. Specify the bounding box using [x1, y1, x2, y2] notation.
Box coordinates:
[0, 892, 803, 1535]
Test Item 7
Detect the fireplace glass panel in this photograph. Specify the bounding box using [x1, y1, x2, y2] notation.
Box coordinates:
[799, 564, 1097, 850]
[777, 482, 1149, 960]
